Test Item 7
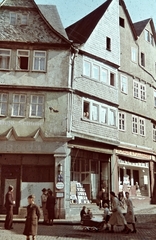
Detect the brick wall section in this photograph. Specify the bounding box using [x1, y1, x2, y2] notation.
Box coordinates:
[72, 94, 119, 144]
[81, 0, 120, 66]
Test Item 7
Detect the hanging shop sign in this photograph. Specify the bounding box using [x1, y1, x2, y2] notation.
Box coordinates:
[56, 182, 64, 190]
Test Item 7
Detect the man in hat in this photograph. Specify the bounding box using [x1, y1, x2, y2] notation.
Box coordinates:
[4, 185, 15, 230]
[41, 188, 48, 224]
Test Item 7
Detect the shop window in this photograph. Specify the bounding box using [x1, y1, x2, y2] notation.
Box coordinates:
[30, 95, 44, 118]
[110, 73, 115, 86]
[12, 94, 26, 117]
[141, 52, 145, 67]
[118, 112, 126, 131]
[106, 37, 111, 51]
[16, 50, 30, 70]
[119, 17, 125, 28]
[33, 51, 46, 72]
[0, 93, 8, 116]
[0, 49, 11, 70]
[83, 101, 90, 119]
[121, 75, 128, 94]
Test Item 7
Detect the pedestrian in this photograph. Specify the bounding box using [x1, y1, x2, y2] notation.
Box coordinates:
[125, 192, 137, 233]
[118, 191, 125, 212]
[98, 188, 107, 209]
[46, 190, 56, 225]
[4, 185, 15, 230]
[41, 188, 48, 224]
[23, 195, 40, 240]
[109, 191, 131, 233]
[86, 208, 93, 219]
[80, 206, 86, 222]
[103, 203, 110, 231]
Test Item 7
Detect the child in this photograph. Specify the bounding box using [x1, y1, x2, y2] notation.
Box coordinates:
[86, 208, 93, 219]
[103, 203, 110, 231]
[23, 195, 40, 240]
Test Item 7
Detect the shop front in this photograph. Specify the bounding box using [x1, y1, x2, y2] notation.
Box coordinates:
[69, 146, 111, 206]
[116, 149, 151, 197]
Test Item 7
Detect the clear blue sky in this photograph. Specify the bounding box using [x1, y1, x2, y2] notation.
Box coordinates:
[35, 0, 156, 28]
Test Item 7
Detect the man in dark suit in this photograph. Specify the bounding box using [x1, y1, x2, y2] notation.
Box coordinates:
[46, 190, 56, 225]
[4, 185, 15, 230]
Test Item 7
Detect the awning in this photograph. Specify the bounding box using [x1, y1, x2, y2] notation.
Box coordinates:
[68, 144, 112, 155]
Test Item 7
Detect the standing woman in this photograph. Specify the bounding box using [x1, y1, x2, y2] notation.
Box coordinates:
[118, 192, 125, 212]
[46, 190, 56, 225]
[125, 192, 137, 233]
[109, 191, 130, 233]
[23, 195, 40, 240]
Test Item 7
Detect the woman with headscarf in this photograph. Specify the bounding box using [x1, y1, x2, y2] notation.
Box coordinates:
[109, 191, 131, 233]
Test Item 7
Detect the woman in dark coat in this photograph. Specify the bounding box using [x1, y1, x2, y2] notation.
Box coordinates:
[46, 190, 55, 225]
[23, 195, 40, 240]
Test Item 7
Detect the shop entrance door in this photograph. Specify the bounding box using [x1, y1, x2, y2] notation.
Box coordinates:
[133, 170, 139, 185]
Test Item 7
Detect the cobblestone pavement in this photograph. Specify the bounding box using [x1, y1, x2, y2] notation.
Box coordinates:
[0, 222, 155, 240]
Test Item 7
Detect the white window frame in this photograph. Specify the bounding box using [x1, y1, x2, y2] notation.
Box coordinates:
[33, 51, 46, 72]
[0, 93, 8, 116]
[131, 47, 137, 63]
[133, 80, 146, 101]
[100, 106, 108, 124]
[153, 124, 156, 141]
[10, 12, 17, 25]
[121, 75, 128, 94]
[83, 60, 91, 78]
[29, 95, 44, 118]
[20, 13, 28, 25]
[12, 94, 26, 117]
[132, 115, 145, 136]
[16, 49, 30, 70]
[0, 49, 11, 70]
[118, 112, 126, 131]
[92, 64, 100, 80]
[109, 109, 116, 126]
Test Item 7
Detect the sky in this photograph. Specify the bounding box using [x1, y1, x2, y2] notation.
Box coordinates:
[35, 0, 156, 28]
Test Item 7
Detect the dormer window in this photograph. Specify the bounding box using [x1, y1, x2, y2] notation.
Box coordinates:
[10, 12, 17, 25]
[10, 12, 28, 26]
[145, 29, 155, 46]
[21, 14, 28, 25]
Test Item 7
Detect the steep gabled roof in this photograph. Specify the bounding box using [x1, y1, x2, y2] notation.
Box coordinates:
[66, 0, 112, 44]
[134, 18, 151, 36]
[38, 5, 68, 39]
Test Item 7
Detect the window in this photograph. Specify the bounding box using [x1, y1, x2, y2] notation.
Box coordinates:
[121, 75, 127, 94]
[151, 34, 154, 46]
[140, 118, 145, 136]
[10, 12, 16, 25]
[33, 51, 46, 71]
[132, 115, 145, 136]
[153, 125, 156, 141]
[109, 109, 116, 126]
[101, 107, 107, 124]
[92, 103, 99, 121]
[110, 73, 115, 86]
[101, 68, 108, 83]
[0, 93, 8, 116]
[83, 60, 91, 77]
[119, 17, 125, 28]
[92, 64, 100, 80]
[16, 50, 30, 70]
[83, 101, 90, 119]
[106, 37, 111, 51]
[141, 52, 145, 67]
[0, 49, 11, 70]
[154, 91, 156, 107]
[30, 95, 44, 118]
[12, 94, 26, 117]
[145, 29, 150, 42]
[133, 80, 146, 101]
[131, 47, 137, 62]
[132, 116, 138, 134]
[118, 112, 126, 131]
[21, 14, 28, 25]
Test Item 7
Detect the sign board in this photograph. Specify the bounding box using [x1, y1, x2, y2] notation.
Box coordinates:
[56, 192, 64, 198]
[56, 182, 64, 190]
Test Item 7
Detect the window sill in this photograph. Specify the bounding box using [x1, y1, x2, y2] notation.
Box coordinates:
[11, 115, 25, 118]
[32, 70, 46, 73]
[29, 116, 43, 119]
[106, 48, 111, 52]
[121, 91, 128, 95]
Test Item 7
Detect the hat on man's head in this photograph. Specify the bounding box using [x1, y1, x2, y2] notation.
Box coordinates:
[27, 194, 35, 199]
[42, 188, 47, 192]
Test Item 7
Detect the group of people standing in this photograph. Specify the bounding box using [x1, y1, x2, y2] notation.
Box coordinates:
[4, 185, 55, 240]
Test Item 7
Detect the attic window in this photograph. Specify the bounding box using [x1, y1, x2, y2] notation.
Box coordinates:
[16, 50, 30, 70]
[119, 17, 125, 28]
[145, 29, 155, 46]
[10, 12, 17, 25]
[21, 14, 28, 25]
[141, 52, 145, 67]
[106, 37, 111, 51]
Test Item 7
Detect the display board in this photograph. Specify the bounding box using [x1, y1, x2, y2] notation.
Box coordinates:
[20, 182, 53, 207]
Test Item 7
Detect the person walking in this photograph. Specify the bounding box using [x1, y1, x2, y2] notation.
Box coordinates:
[98, 188, 107, 209]
[125, 191, 137, 233]
[109, 191, 131, 233]
[23, 195, 40, 240]
[46, 190, 56, 225]
[41, 188, 48, 224]
[118, 191, 126, 213]
[4, 185, 15, 230]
